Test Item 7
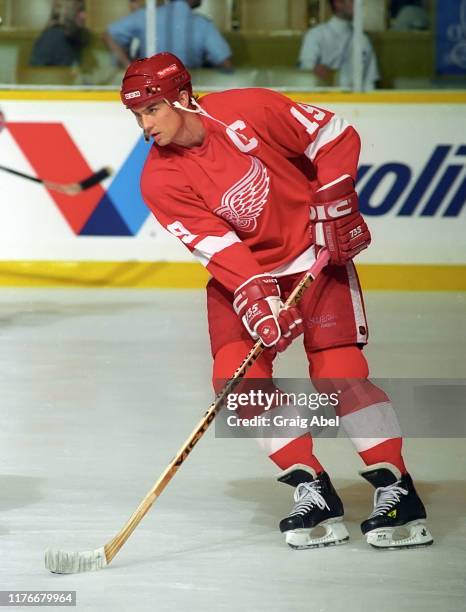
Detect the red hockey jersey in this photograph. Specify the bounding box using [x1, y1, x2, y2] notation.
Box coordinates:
[140, 88, 360, 292]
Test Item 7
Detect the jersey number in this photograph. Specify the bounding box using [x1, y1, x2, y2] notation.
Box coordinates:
[167, 221, 197, 245]
[290, 104, 326, 136]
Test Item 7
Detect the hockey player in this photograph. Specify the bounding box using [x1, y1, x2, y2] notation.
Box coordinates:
[120, 52, 433, 550]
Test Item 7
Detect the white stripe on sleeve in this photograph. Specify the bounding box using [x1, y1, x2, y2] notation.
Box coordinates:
[193, 231, 241, 266]
[304, 116, 350, 161]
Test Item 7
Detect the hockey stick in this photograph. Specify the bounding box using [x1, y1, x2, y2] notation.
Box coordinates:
[45, 248, 330, 574]
[0, 165, 113, 195]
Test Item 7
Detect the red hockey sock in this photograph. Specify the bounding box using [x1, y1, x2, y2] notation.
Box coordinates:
[308, 346, 407, 475]
[308, 345, 369, 379]
[213, 341, 325, 473]
[212, 340, 273, 390]
[269, 434, 324, 473]
[359, 438, 407, 474]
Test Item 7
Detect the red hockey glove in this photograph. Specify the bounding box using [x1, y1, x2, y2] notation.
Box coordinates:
[277, 306, 303, 352]
[233, 274, 303, 352]
[310, 175, 371, 265]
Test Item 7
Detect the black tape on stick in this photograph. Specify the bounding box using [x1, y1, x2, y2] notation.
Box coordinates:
[79, 167, 113, 190]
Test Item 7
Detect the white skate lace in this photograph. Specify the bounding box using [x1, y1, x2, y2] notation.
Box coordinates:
[289, 482, 330, 517]
[369, 482, 408, 518]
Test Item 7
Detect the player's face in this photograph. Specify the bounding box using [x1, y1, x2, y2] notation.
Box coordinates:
[129, 0, 144, 12]
[132, 99, 184, 147]
[335, 0, 353, 20]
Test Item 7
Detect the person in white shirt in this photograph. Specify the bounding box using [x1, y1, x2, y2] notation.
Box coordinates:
[391, 1, 430, 31]
[298, 0, 379, 91]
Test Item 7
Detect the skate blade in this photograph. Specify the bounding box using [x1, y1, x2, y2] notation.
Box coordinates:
[366, 520, 434, 550]
[286, 519, 349, 550]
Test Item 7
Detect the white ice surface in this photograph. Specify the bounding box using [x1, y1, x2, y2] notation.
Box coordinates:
[0, 289, 465, 611]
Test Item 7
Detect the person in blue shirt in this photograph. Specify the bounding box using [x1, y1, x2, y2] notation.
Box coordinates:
[103, 0, 233, 70]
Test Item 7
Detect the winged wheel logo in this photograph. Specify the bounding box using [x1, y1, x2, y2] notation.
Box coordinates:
[214, 157, 270, 232]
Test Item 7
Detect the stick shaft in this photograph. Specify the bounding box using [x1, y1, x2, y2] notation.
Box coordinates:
[0, 164, 42, 183]
[104, 249, 330, 563]
[0, 165, 111, 192]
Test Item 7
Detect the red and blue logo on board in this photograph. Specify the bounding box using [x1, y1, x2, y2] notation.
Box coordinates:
[7, 122, 151, 236]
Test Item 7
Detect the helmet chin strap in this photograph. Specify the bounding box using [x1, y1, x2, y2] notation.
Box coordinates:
[143, 97, 199, 142]
[173, 98, 246, 139]
[173, 98, 202, 114]
[150, 97, 251, 147]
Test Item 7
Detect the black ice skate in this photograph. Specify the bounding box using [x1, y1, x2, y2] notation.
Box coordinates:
[278, 464, 349, 549]
[360, 462, 433, 550]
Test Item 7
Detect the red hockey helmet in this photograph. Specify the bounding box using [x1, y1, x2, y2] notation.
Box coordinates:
[120, 52, 192, 109]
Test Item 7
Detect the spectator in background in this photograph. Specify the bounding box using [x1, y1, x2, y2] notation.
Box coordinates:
[127, 0, 145, 60]
[298, 0, 379, 91]
[30, 0, 90, 67]
[103, 0, 233, 71]
[129, 0, 145, 10]
[391, 0, 430, 31]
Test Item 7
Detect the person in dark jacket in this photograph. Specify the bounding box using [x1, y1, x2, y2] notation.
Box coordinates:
[30, 0, 90, 67]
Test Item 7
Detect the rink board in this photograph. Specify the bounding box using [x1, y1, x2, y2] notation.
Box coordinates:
[0, 90, 464, 290]
[0, 260, 464, 291]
